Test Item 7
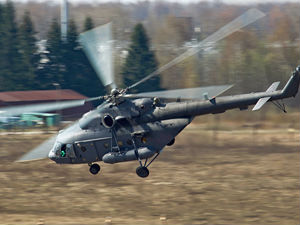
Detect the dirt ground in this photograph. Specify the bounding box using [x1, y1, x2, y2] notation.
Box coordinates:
[0, 113, 299, 225]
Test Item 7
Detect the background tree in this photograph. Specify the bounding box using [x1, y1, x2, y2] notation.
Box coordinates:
[0, 1, 22, 91]
[36, 19, 64, 89]
[36, 17, 104, 97]
[78, 17, 105, 97]
[83, 16, 94, 31]
[18, 11, 38, 90]
[62, 19, 80, 91]
[0, 1, 298, 106]
[0, 4, 5, 88]
[64, 19, 105, 97]
[122, 23, 161, 93]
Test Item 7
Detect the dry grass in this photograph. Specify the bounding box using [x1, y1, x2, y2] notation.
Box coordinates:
[0, 116, 299, 225]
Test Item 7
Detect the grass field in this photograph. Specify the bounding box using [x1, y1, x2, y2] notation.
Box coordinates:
[0, 112, 299, 225]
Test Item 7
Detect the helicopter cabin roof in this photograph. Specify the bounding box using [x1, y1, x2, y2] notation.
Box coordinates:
[0, 89, 87, 103]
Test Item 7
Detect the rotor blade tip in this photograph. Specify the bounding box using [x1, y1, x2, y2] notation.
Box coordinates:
[249, 8, 266, 18]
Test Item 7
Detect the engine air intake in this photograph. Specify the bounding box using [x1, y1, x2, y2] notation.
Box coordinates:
[103, 114, 114, 128]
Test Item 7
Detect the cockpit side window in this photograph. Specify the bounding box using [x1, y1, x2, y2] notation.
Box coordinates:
[66, 144, 76, 158]
[60, 144, 67, 157]
[54, 142, 76, 158]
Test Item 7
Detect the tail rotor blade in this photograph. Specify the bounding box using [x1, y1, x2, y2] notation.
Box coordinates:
[128, 8, 265, 90]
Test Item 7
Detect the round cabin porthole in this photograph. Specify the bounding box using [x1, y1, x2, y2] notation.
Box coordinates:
[102, 114, 115, 128]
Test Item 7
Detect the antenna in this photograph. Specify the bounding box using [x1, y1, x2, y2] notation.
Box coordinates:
[61, 0, 68, 42]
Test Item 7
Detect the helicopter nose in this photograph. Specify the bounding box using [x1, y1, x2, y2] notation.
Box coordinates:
[48, 149, 56, 161]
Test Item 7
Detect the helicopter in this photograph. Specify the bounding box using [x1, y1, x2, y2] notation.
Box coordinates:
[1, 8, 299, 178]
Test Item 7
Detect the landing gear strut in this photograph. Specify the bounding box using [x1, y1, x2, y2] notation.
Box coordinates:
[131, 134, 160, 178]
[135, 152, 160, 178]
[89, 163, 101, 175]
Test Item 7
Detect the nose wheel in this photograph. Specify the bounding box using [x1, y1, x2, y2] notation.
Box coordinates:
[89, 163, 101, 175]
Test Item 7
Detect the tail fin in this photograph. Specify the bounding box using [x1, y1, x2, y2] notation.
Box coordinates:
[281, 66, 300, 98]
[252, 66, 300, 111]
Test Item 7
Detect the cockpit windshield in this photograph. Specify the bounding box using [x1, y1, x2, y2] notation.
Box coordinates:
[53, 142, 75, 158]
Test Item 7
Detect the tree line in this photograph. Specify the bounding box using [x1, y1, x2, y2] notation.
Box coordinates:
[0, 1, 105, 97]
[0, 1, 161, 97]
[0, 0, 299, 107]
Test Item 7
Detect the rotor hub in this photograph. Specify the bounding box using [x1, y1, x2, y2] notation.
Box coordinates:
[111, 88, 120, 97]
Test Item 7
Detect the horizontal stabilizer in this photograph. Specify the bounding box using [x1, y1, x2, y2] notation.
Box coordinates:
[252, 97, 271, 111]
[125, 84, 233, 101]
[266, 81, 280, 92]
[252, 81, 280, 111]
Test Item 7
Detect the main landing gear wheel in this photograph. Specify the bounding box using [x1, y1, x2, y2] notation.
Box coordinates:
[136, 166, 149, 178]
[89, 163, 100, 175]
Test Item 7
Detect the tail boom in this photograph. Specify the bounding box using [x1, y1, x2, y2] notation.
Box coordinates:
[137, 66, 300, 123]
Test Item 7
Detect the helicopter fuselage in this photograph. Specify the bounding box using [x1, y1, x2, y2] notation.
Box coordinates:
[48, 68, 300, 165]
[48, 97, 191, 164]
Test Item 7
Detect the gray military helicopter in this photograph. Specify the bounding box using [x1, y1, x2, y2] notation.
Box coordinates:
[2, 9, 299, 178]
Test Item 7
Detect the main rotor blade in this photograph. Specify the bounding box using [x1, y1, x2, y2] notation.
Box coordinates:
[0, 99, 87, 117]
[16, 121, 79, 162]
[125, 84, 233, 100]
[128, 8, 265, 90]
[16, 135, 57, 162]
[79, 22, 117, 90]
